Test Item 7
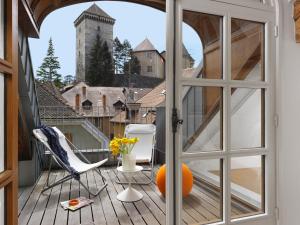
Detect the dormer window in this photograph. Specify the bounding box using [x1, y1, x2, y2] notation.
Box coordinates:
[82, 99, 93, 110]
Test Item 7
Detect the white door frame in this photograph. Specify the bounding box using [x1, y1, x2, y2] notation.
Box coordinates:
[165, 0, 277, 225]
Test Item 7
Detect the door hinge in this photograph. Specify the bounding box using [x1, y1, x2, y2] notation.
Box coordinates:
[275, 207, 280, 221]
[274, 114, 279, 128]
[274, 25, 279, 38]
[172, 108, 183, 133]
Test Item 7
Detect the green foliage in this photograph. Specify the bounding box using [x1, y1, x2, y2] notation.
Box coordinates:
[36, 38, 62, 87]
[64, 75, 75, 85]
[113, 37, 141, 75]
[86, 34, 114, 86]
[113, 37, 123, 74]
[124, 53, 141, 75]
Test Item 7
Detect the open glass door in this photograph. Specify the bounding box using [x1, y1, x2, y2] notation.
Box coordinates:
[171, 0, 276, 224]
[0, 0, 18, 224]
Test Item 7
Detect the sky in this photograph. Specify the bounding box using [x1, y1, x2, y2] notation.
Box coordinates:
[29, 1, 202, 78]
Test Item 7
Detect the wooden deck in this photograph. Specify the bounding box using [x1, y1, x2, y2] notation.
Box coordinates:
[18, 167, 253, 225]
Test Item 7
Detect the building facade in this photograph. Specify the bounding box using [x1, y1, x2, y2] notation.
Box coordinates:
[74, 3, 115, 82]
[132, 38, 165, 79]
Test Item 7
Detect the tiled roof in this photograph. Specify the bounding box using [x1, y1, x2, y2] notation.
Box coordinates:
[133, 38, 156, 52]
[62, 82, 151, 117]
[85, 3, 113, 19]
[36, 81, 82, 119]
[136, 82, 166, 108]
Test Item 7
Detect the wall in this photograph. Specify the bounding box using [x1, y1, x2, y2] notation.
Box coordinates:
[278, 1, 300, 225]
[134, 51, 165, 78]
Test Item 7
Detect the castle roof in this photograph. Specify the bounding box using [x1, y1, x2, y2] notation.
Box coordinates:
[74, 3, 115, 26]
[133, 38, 156, 52]
[85, 3, 113, 19]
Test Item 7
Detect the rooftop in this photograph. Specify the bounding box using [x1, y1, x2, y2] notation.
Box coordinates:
[133, 38, 157, 52]
[74, 3, 115, 26]
[36, 81, 82, 119]
[62, 82, 152, 117]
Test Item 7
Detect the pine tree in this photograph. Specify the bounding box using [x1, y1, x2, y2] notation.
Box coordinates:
[64, 75, 75, 85]
[102, 41, 114, 85]
[36, 38, 62, 87]
[113, 37, 140, 75]
[113, 37, 123, 74]
[86, 35, 114, 86]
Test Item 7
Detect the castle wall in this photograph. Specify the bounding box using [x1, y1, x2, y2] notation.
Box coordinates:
[133, 51, 165, 79]
[76, 20, 86, 81]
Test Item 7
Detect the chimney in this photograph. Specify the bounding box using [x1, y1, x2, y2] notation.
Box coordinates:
[82, 86, 86, 98]
[102, 95, 107, 112]
[75, 94, 80, 110]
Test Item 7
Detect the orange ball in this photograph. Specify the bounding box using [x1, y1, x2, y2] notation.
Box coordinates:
[156, 163, 193, 197]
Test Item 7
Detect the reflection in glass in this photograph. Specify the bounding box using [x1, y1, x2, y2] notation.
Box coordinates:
[231, 18, 264, 81]
[182, 86, 222, 152]
[183, 159, 223, 224]
[231, 155, 265, 219]
[231, 88, 264, 149]
[183, 11, 223, 79]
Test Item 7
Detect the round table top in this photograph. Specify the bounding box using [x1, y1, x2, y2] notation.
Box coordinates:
[117, 165, 143, 173]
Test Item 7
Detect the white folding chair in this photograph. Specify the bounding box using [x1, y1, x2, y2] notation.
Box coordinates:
[33, 127, 108, 196]
[117, 124, 156, 185]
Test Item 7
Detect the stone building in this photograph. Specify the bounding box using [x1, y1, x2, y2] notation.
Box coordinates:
[132, 38, 165, 79]
[74, 3, 115, 82]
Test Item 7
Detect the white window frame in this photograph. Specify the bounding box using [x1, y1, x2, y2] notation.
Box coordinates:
[165, 0, 276, 225]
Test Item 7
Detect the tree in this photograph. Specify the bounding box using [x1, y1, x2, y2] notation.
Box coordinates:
[113, 37, 140, 75]
[64, 75, 75, 85]
[86, 34, 114, 86]
[36, 38, 62, 87]
[113, 37, 123, 74]
[124, 53, 141, 75]
[101, 41, 114, 85]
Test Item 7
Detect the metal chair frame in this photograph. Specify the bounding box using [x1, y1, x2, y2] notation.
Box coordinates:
[33, 131, 108, 197]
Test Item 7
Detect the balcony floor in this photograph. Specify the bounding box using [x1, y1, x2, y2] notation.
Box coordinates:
[18, 166, 253, 225]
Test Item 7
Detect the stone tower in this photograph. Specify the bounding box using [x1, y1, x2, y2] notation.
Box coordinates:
[74, 3, 115, 82]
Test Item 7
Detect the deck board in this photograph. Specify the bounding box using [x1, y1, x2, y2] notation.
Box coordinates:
[18, 166, 255, 225]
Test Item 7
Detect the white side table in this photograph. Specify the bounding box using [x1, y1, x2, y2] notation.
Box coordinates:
[116, 165, 143, 202]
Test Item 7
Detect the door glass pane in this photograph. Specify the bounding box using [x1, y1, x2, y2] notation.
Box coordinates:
[231, 18, 264, 81]
[231, 88, 265, 149]
[182, 86, 223, 152]
[183, 159, 223, 224]
[0, 74, 4, 173]
[0, 0, 4, 58]
[182, 11, 223, 79]
[231, 155, 265, 219]
[0, 188, 5, 225]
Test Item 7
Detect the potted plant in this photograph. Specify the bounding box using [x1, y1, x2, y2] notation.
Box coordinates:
[110, 137, 139, 171]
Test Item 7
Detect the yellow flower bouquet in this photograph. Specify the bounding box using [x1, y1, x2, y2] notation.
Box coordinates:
[109, 137, 139, 156]
[110, 137, 139, 171]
